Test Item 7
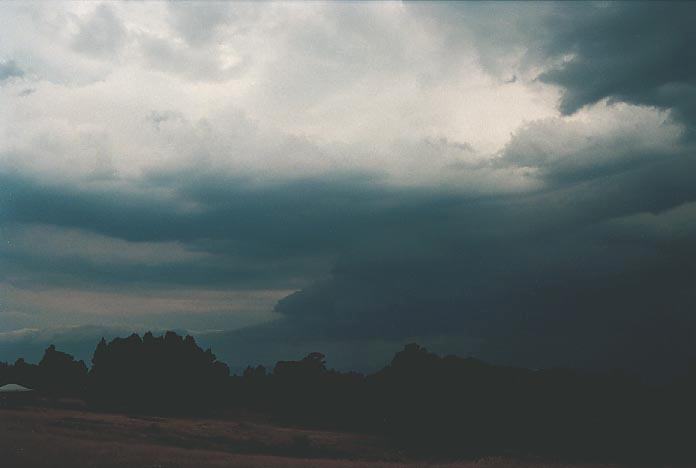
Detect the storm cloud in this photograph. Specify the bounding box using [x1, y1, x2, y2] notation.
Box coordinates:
[535, 3, 696, 134]
[1, 2, 695, 377]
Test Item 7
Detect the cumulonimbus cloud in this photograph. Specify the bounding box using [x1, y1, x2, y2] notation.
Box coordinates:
[1, 2, 695, 377]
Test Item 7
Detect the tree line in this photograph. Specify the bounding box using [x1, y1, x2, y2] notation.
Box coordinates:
[1, 332, 695, 464]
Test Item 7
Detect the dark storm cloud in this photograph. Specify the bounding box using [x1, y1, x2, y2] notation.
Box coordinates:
[0, 168, 459, 290]
[536, 3, 696, 132]
[417, 2, 696, 131]
[257, 145, 696, 375]
[3, 1, 696, 377]
[4, 131, 696, 375]
[260, 154, 696, 375]
[0, 244, 300, 291]
[1, 169, 392, 247]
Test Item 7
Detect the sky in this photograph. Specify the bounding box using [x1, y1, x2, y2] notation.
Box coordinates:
[1, 1, 695, 375]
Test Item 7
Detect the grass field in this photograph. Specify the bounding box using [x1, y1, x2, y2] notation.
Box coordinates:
[0, 406, 623, 468]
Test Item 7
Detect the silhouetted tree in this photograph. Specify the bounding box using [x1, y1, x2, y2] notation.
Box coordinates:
[0, 358, 40, 389]
[4, 335, 696, 464]
[88, 331, 229, 413]
[38, 345, 88, 396]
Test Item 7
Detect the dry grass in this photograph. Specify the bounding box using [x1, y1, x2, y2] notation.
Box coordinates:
[0, 406, 621, 468]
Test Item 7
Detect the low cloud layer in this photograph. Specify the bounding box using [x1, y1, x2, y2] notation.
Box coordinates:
[1, 2, 695, 376]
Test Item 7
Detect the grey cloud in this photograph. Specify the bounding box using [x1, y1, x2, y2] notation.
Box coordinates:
[148, 110, 185, 131]
[137, 32, 247, 81]
[0, 167, 462, 293]
[71, 4, 126, 58]
[262, 165, 696, 375]
[0, 173, 339, 290]
[166, 2, 236, 46]
[3, 2, 696, 379]
[0, 60, 24, 81]
[3, 147, 696, 375]
[497, 106, 685, 185]
[4, 122, 696, 374]
[226, 134, 696, 376]
[425, 137, 475, 154]
[405, 2, 549, 78]
[535, 3, 696, 132]
[412, 3, 696, 134]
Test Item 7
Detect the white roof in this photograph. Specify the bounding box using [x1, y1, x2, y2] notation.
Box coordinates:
[0, 383, 33, 393]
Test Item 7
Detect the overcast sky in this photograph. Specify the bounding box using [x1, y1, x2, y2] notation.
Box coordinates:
[1, 2, 695, 373]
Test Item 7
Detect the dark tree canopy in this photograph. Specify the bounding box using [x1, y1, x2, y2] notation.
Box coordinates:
[2, 333, 696, 464]
[38, 345, 88, 396]
[89, 331, 229, 412]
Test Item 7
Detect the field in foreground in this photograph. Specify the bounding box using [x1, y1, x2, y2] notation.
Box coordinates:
[0, 406, 622, 468]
